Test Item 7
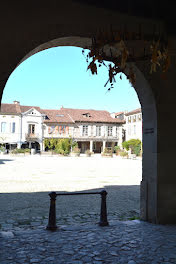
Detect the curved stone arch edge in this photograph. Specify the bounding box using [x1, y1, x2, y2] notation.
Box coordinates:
[125, 63, 157, 223]
[17, 36, 92, 68]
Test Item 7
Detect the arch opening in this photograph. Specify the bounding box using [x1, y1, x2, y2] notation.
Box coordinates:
[0, 36, 157, 224]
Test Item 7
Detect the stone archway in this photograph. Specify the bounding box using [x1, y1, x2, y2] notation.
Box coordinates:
[0, 36, 158, 223]
[0, 1, 176, 224]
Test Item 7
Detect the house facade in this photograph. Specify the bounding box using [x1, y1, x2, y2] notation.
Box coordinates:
[0, 102, 124, 153]
[43, 108, 124, 153]
[125, 108, 142, 141]
[0, 101, 44, 151]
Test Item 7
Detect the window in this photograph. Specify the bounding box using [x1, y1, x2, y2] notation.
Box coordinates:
[96, 126, 101, 136]
[138, 114, 142, 121]
[128, 116, 131, 123]
[44, 115, 49, 120]
[61, 126, 66, 134]
[108, 126, 113, 136]
[1, 122, 6, 133]
[82, 125, 88, 136]
[82, 113, 91, 118]
[48, 126, 55, 134]
[116, 126, 119, 137]
[12, 122, 15, 133]
[132, 115, 136, 122]
[28, 124, 35, 134]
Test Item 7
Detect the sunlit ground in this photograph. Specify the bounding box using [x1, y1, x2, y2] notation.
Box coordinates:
[0, 155, 141, 192]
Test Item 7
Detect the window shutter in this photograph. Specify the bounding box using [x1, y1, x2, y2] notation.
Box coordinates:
[112, 126, 116, 137]
[66, 126, 69, 134]
[80, 125, 83, 136]
[59, 126, 62, 134]
[101, 126, 105, 137]
[88, 125, 91, 136]
[93, 125, 96, 136]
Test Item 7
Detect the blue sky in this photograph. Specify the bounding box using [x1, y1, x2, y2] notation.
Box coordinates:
[2, 46, 141, 113]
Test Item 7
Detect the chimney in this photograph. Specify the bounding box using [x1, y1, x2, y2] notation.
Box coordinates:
[13, 101, 20, 105]
[13, 101, 21, 113]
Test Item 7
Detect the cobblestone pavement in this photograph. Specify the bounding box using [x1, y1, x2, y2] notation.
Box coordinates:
[1, 220, 176, 264]
[3, 156, 175, 263]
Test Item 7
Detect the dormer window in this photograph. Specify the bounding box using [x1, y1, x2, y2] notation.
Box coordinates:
[44, 115, 49, 120]
[56, 114, 64, 117]
[82, 113, 91, 118]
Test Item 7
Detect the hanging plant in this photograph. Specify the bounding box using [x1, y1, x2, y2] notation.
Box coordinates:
[83, 27, 170, 91]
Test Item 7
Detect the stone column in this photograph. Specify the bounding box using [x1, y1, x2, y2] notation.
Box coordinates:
[135, 37, 176, 224]
[40, 142, 43, 152]
[90, 140, 93, 152]
[17, 142, 21, 149]
[102, 141, 106, 152]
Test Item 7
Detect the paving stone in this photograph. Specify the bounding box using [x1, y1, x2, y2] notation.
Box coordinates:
[30, 259, 40, 263]
[0, 231, 14, 239]
[1, 221, 176, 263]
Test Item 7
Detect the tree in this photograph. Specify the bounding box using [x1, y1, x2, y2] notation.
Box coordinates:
[122, 139, 141, 156]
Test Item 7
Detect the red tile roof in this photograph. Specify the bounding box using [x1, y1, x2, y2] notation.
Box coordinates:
[0, 103, 18, 113]
[0, 103, 124, 124]
[58, 108, 124, 124]
[0, 103, 44, 114]
[43, 109, 74, 123]
[125, 108, 141, 116]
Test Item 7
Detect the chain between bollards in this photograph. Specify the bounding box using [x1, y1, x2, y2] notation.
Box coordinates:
[46, 190, 109, 231]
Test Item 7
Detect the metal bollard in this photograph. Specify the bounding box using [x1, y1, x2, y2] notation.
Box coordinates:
[46, 192, 57, 231]
[99, 190, 109, 226]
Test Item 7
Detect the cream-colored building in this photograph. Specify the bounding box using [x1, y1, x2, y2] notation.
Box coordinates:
[0, 102, 124, 153]
[0, 101, 44, 151]
[43, 107, 124, 153]
[125, 108, 142, 141]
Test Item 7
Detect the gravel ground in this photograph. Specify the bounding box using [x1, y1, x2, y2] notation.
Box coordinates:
[0, 154, 142, 229]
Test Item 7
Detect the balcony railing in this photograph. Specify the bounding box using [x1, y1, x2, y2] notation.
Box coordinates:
[25, 133, 39, 140]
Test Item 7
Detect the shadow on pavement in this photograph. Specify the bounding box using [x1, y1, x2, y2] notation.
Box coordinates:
[0, 185, 140, 226]
[0, 159, 14, 165]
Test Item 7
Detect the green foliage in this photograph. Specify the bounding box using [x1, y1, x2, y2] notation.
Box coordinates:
[134, 144, 141, 156]
[122, 139, 141, 156]
[71, 141, 78, 149]
[55, 138, 71, 155]
[114, 145, 120, 153]
[119, 151, 128, 157]
[122, 141, 129, 151]
[44, 138, 75, 155]
[0, 145, 5, 152]
[12, 148, 30, 154]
